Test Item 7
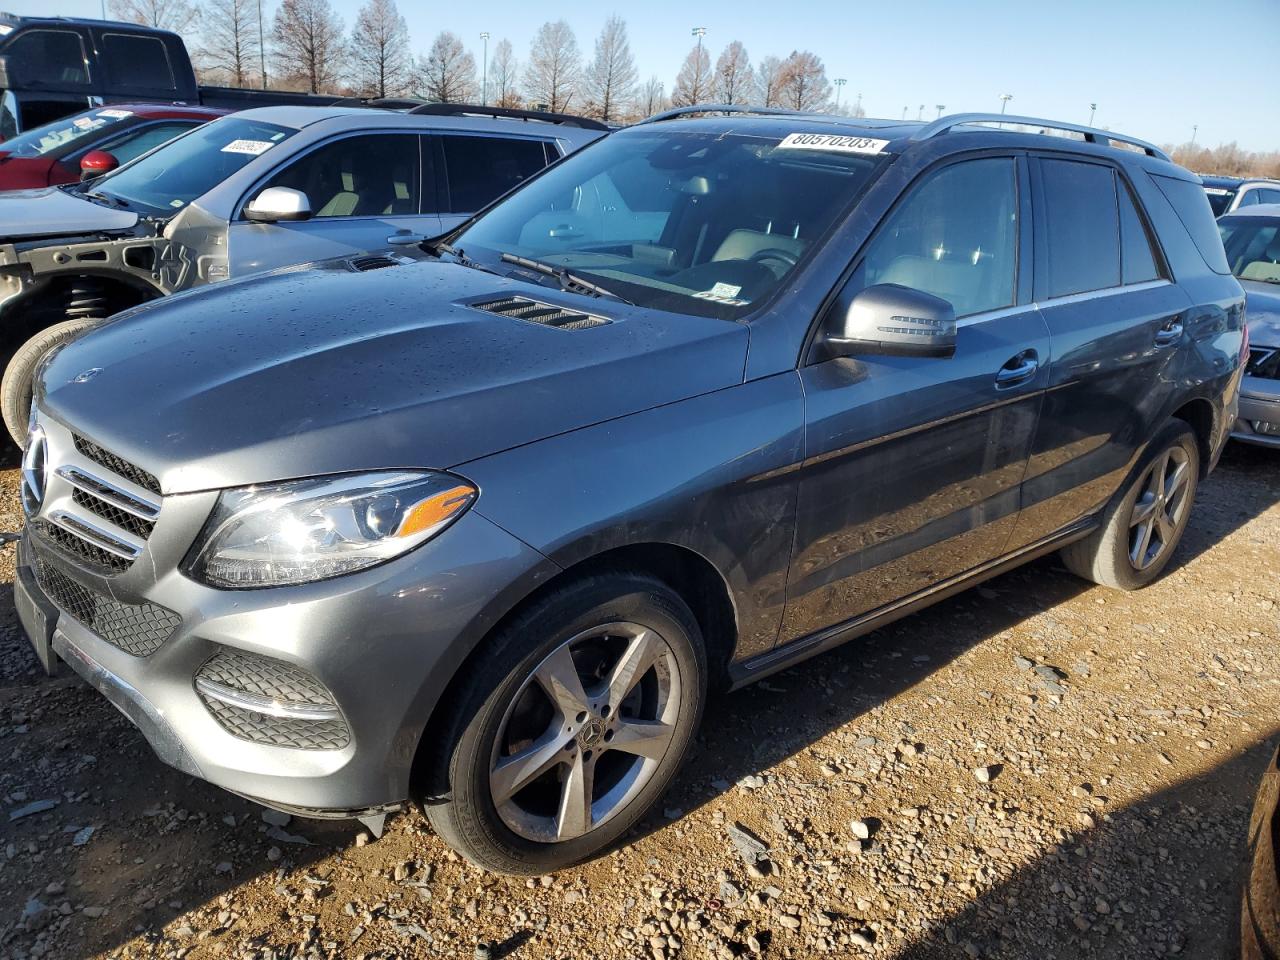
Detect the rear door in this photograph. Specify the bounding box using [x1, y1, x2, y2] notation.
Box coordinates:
[226, 131, 435, 276]
[1007, 155, 1190, 549]
[782, 154, 1051, 641]
[431, 133, 558, 232]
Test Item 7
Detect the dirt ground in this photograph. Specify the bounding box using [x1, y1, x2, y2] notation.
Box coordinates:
[0, 443, 1277, 960]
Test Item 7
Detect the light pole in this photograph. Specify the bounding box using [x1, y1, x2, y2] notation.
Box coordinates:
[901, 106, 908, 120]
[691, 26, 707, 101]
[480, 32, 490, 106]
[935, 104, 945, 118]
[999, 93, 1013, 114]
[833, 78, 846, 110]
[257, 0, 267, 89]
[1088, 102, 1097, 126]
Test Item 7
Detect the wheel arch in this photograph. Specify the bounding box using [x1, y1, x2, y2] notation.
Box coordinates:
[1169, 395, 1216, 476]
[408, 540, 739, 803]
[1, 271, 162, 350]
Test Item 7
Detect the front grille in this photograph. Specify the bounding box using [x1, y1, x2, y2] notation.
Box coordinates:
[72, 488, 155, 539]
[472, 296, 610, 330]
[196, 650, 350, 750]
[1246, 347, 1279, 379]
[34, 556, 181, 656]
[73, 434, 161, 495]
[33, 519, 132, 573]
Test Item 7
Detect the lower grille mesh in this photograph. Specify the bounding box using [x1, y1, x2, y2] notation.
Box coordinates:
[201, 697, 351, 751]
[34, 557, 181, 656]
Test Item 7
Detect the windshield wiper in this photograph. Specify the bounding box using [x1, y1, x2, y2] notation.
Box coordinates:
[421, 239, 503, 277]
[499, 252, 633, 305]
[84, 191, 128, 209]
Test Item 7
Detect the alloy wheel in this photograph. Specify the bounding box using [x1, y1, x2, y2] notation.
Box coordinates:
[488, 621, 683, 843]
[1128, 446, 1192, 570]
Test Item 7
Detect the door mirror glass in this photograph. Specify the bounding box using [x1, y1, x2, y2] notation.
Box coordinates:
[79, 149, 118, 181]
[245, 186, 312, 223]
[826, 283, 957, 359]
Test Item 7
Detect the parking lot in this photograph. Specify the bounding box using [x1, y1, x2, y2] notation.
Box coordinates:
[0, 442, 1275, 960]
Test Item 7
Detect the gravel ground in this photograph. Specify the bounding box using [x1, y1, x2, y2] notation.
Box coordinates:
[1, 443, 1277, 960]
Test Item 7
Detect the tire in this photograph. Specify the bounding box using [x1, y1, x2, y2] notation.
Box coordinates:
[1060, 419, 1200, 590]
[2, 318, 101, 448]
[424, 572, 707, 875]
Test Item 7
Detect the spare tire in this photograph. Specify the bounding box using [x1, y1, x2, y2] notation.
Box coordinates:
[2, 318, 101, 448]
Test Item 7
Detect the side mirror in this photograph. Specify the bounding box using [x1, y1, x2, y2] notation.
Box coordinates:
[244, 186, 312, 223]
[79, 150, 118, 181]
[824, 283, 957, 359]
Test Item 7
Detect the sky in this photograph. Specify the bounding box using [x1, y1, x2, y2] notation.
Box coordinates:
[10, 0, 1280, 151]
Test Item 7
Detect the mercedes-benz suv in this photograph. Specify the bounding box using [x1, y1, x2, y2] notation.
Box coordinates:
[15, 108, 1246, 874]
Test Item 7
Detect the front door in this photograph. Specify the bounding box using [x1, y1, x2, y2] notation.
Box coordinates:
[782, 155, 1050, 642]
[227, 132, 439, 277]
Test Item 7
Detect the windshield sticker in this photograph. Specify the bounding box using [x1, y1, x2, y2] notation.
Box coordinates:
[775, 132, 890, 155]
[693, 289, 751, 306]
[98, 109, 133, 119]
[1203, 187, 1231, 195]
[221, 139, 275, 156]
[72, 117, 95, 129]
[709, 282, 742, 298]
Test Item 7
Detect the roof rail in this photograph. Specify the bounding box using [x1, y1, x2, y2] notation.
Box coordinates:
[912, 113, 1171, 162]
[636, 103, 807, 125]
[405, 102, 608, 131]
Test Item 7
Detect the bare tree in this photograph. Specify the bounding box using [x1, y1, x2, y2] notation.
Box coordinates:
[108, 0, 199, 33]
[524, 20, 581, 113]
[713, 41, 754, 105]
[756, 55, 786, 108]
[416, 31, 477, 103]
[196, 0, 260, 87]
[349, 0, 411, 98]
[1170, 141, 1280, 178]
[779, 50, 831, 112]
[489, 39, 521, 108]
[670, 43, 711, 106]
[272, 0, 346, 93]
[638, 76, 666, 118]
[581, 15, 637, 122]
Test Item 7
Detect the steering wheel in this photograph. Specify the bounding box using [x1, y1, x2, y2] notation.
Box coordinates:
[748, 248, 800, 269]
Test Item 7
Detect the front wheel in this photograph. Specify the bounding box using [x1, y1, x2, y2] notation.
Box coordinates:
[424, 573, 706, 874]
[1060, 419, 1200, 590]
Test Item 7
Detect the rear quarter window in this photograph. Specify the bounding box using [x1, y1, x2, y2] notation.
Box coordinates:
[99, 34, 177, 92]
[1150, 174, 1232, 275]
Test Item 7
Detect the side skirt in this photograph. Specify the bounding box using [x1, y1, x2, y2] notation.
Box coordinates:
[727, 517, 1098, 690]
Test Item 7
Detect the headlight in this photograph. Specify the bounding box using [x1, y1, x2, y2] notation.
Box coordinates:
[189, 471, 476, 588]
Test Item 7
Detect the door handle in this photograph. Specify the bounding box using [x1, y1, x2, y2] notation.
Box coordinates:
[1154, 319, 1184, 347]
[996, 350, 1039, 388]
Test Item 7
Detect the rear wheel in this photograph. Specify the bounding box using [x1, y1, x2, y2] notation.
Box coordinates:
[2, 317, 101, 447]
[1060, 419, 1200, 590]
[424, 573, 706, 874]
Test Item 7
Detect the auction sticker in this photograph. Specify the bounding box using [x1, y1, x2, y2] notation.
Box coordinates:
[98, 109, 133, 119]
[775, 132, 890, 155]
[221, 139, 275, 156]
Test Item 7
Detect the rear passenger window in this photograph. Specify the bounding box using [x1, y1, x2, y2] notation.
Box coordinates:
[1150, 174, 1232, 275]
[1118, 180, 1162, 285]
[861, 157, 1018, 318]
[1039, 159, 1120, 298]
[441, 136, 549, 213]
[100, 34, 176, 91]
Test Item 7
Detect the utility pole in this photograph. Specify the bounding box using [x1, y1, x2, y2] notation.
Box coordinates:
[999, 93, 1013, 114]
[855, 91, 862, 116]
[257, 0, 267, 89]
[901, 106, 908, 120]
[1088, 102, 1097, 126]
[917, 104, 924, 120]
[935, 104, 945, 118]
[480, 32, 490, 106]
[1191, 124, 1198, 146]
[833, 78, 846, 110]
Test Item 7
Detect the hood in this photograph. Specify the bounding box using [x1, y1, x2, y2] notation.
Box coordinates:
[39, 260, 749, 494]
[0, 185, 138, 240]
[1243, 279, 1280, 348]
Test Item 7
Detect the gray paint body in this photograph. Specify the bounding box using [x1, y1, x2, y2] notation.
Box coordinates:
[17, 116, 1246, 816]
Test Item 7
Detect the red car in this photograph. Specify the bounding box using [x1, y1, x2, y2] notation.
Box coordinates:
[0, 103, 227, 190]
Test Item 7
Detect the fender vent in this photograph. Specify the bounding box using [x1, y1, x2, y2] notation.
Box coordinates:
[471, 296, 610, 330]
[350, 255, 400, 272]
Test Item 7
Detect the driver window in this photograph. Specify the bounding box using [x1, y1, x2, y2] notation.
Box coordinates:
[258, 134, 420, 219]
[861, 158, 1018, 318]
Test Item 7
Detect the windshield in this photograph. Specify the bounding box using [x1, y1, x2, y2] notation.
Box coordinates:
[90, 116, 296, 215]
[453, 128, 888, 319]
[1219, 217, 1280, 282]
[1203, 184, 1237, 217]
[1, 107, 138, 158]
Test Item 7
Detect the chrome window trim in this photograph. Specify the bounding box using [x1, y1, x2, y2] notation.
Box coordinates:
[1033, 277, 1170, 311]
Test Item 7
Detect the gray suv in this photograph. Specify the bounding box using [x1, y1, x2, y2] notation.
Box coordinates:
[0, 103, 605, 444]
[15, 108, 1246, 874]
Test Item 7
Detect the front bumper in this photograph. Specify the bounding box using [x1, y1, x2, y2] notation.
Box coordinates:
[1232, 375, 1280, 448]
[15, 508, 556, 814]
